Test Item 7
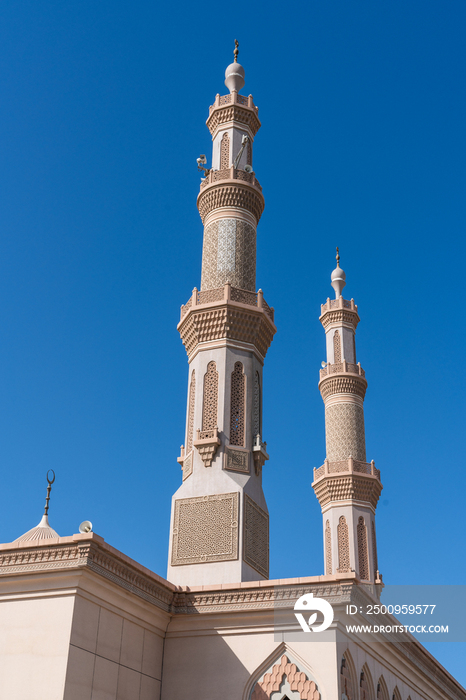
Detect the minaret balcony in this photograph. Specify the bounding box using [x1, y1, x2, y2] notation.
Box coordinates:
[312, 458, 383, 509]
[197, 166, 265, 224]
[206, 92, 261, 138]
[318, 361, 368, 401]
[319, 296, 360, 331]
[313, 457, 380, 482]
[178, 283, 276, 360]
[199, 166, 262, 193]
[319, 360, 365, 381]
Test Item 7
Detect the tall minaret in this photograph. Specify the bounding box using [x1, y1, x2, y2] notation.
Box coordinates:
[168, 44, 276, 586]
[312, 251, 383, 584]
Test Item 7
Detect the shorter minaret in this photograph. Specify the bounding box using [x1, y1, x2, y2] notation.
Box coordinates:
[312, 251, 382, 584]
[13, 470, 60, 542]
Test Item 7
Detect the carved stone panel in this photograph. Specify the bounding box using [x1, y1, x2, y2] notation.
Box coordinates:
[171, 492, 239, 566]
[243, 494, 269, 578]
[225, 447, 249, 473]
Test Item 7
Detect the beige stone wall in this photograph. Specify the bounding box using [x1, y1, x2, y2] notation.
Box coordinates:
[64, 594, 165, 700]
[0, 593, 74, 700]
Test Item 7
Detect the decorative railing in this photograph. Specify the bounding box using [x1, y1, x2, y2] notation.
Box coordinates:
[319, 361, 365, 380]
[209, 92, 256, 112]
[197, 428, 218, 441]
[180, 283, 274, 322]
[200, 166, 262, 192]
[313, 458, 380, 481]
[321, 297, 357, 313]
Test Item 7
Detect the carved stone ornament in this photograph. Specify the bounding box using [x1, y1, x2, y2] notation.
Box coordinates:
[225, 447, 249, 473]
[253, 441, 269, 476]
[194, 427, 221, 467]
[251, 655, 320, 700]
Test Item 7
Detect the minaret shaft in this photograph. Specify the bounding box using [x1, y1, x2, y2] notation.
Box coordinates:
[168, 53, 274, 587]
[312, 263, 382, 586]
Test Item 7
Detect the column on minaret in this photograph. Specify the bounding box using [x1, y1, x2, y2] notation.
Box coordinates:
[312, 251, 382, 585]
[168, 45, 276, 587]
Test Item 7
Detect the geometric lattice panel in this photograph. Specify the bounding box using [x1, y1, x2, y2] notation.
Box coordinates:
[200, 218, 256, 292]
[325, 401, 366, 462]
[243, 493, 269, 578]
[171, 493, 239, 566]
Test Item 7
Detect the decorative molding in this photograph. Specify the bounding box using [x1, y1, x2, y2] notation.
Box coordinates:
[206, 103, 261, 138]
[225, 447, 249, 473]
[320, 308, 360, 331]
[251, 654, 320, 700]
[171, 492, 239, 566]
[171, 580, 356, 615]
[243, 494, 269, 578]
[197, 180, 265, 225]
[0, 541, 174, 611]
[313, 472, 383, 509]
[178, 302, 276, 361]
[319, 374, 367, 401]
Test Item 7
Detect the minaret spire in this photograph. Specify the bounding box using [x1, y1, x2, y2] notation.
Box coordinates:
[312, 259, 382, 587]
[13, 471, 60, 543]
[168, 51, 276, 587]
[43, 469, 55, 516]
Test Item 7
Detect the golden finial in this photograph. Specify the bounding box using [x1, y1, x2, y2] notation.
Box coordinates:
[234, 39, 239, 63]
[336, 246, 340, 267]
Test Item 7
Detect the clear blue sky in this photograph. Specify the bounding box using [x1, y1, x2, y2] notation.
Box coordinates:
[1, 0, 465, 687]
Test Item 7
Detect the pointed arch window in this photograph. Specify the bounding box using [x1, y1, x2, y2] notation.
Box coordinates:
[252, 371, 261, 443]
[230, 362, 245, 446]
[337, 515, 350, 573]
[186, 370, 196, 453]
[202, 361, 218, 431]
[340, 654, 354, 700]
[247, 139, 252, 166]
[220, 132, 230, 169]
[333, 330, 342, 363]
[357, 516, 369, 580]
[372, 520, 378, 578]
[325, 520, 332, 575]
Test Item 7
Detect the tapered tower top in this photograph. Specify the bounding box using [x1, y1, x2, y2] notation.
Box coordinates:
[330, 247, 346, 298]
[225, 40, 245, 93]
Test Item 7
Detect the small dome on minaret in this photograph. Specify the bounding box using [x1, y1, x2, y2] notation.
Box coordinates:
[330, 247, 346, 298]
[225, 39, 245, 93]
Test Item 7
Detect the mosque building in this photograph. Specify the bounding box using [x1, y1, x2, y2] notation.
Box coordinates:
[0, 44, 464, 700]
